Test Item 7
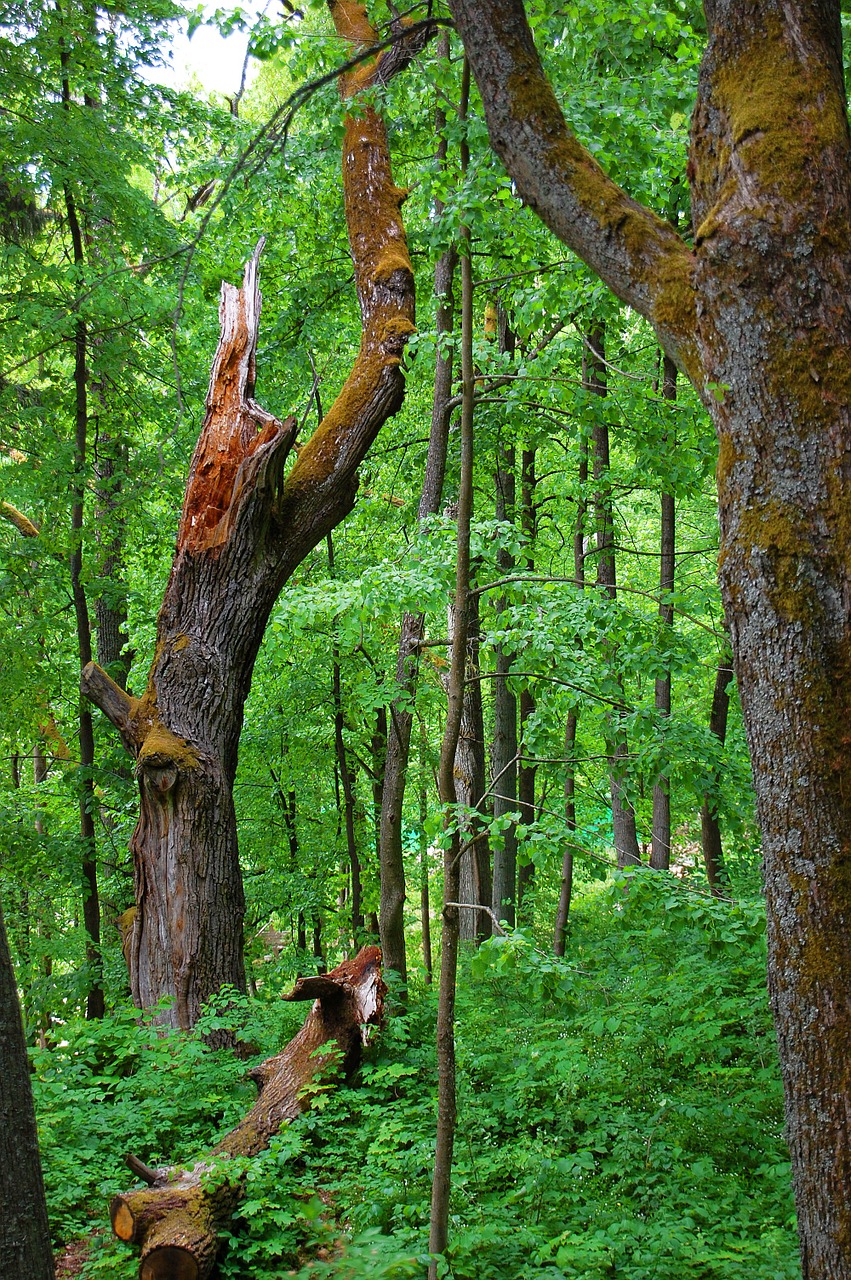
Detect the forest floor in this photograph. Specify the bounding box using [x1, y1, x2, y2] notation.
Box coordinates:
[35, 870, 800, 1280]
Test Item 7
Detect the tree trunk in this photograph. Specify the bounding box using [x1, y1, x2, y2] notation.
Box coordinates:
[516, 446, 537, 908]
[554, 432, 588, 955]
[0, 896, 55, 1280]
[700, 649, 733, 896]
[650, 355, 677, 870]
[490, 311, 518, 926]
[110, 947, 385, 1280]
[429, 58, 473, 1276]
[378, 28, 456, 985]
[450, 3, 851, 1272]
[332, 646, 364, 945]
[82, 3, 421, 1028]
[447, 589, 491, 944]
[587, 327, 641, 867]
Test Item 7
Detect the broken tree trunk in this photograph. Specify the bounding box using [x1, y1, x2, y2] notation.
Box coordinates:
[82, 0, 426, 1028]
[109, 946, 385, 1280]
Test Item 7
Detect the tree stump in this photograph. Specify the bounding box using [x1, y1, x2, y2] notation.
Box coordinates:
[109, 946, 385, 1280]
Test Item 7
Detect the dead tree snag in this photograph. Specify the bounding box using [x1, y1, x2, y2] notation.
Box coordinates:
[109, 946, 385, 1280]
[83, 0, 423, 1028]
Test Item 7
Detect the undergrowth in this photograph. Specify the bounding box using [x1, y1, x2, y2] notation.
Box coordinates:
[33, 870, 800, 1279]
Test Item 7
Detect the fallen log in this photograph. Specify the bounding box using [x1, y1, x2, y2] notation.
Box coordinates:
[110, 946, 385, 1280]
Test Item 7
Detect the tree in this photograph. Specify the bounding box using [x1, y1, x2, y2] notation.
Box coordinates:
[83, 1, 425, 1028]
[0, 896, 55, 1280]
[448, 1, 851, 1274]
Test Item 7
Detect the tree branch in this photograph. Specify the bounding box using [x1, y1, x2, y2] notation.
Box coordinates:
[447, 0, 701, 384]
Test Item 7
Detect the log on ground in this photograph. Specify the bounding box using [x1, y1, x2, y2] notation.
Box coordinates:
[109, 945, 385, 1280]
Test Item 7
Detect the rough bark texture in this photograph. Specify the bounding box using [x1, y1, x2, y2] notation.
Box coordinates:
[516, 446, 537, 909]
[450, 1, 851, 1273]
[700, 650, 733, 895]
[0, 897, 56, 1280]
[83, 1, 417, 1028]
[650, 356, 677, 871]
[110, 947, 385, 1280]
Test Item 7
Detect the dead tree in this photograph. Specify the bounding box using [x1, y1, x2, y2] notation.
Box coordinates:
[81, 1, 429, 1028]
[109, 946, 385, 1280]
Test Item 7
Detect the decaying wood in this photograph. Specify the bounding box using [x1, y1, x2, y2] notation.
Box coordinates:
[82, 0, 424, 1029]
[110, 946, 385, 1280]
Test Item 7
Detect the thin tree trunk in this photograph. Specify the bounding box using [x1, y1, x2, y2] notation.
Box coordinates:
[448, 589, 491, 944]
[429, 57, 472, 1279]
[517, 446, 537, 909]
[82, 6, 426, 1027]
[450, 6, 851, 1270]
[701, 648, 733, 897]
[587, 326, 641, 867]
[491, 309, 518, 926]
[419, 741, 433, 982]
[554, 433, 588, 955]
[0, 896, 55, 1280]
[650, 355, 677, 870]
[378, 29, 456, 986]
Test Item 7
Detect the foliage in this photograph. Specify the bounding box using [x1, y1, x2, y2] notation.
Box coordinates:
[38, 880, 797, 1278]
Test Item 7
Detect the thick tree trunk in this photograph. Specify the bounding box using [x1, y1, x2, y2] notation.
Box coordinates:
[82, 3, 419, 1028]
[650, 356, 677, 870]
[450, 3, 851, 1273]
[110, 947, 385, 1280]
[700, 649, 733, 896]
[378, 31, 456, 984]
[0, 897, 55, 1280]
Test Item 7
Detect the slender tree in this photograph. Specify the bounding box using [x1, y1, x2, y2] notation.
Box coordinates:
[429, 56, 473, 1279]
[701, 647, 734, 896]
[449, 3, 851, 1272]
[586, 327, 641, 867]
[650, 355, 677, 870]
[377, 30, 457, 984]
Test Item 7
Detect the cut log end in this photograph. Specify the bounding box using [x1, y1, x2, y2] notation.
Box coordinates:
[111, 1196, 136, 1242]
[140, 1246, 204, 1280]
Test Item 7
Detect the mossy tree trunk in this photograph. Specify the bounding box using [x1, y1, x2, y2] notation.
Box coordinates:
[110, 947, 385, 1280]
[82, 0, 424, 1029]
[449, 1, 851, 1274]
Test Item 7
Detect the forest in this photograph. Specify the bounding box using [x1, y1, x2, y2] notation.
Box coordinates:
[2, 1, 851, 1278]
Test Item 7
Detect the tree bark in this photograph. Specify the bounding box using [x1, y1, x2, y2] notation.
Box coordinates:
[83, 2, 419, 1028]
[109, 946, 385, 1280]
[450, 3, 851, 1273]
[447, 589, 491, 944]
[650, 355, 677, 870]
[0, 896, 55, 1280]
[429, 58, 473, 1277]
[378, 29, 456, 986]
[700, 649, 733, 896]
